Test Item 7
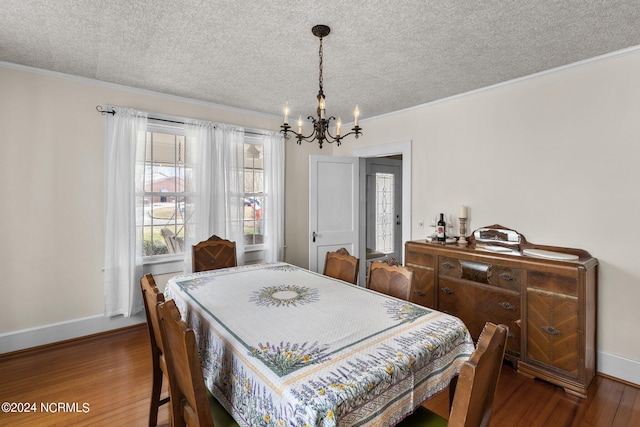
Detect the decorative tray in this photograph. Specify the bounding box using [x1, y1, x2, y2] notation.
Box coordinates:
[425, 236, 457, 244]
[523, 248, 579, 261]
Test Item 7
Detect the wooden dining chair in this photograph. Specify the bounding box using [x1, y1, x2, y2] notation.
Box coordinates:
[367, 257, 413, 300]
[323, 247, 360, 284]
[192, 235, 237, 273]
[157, 299, 240, 427]
[140, 273, 170, 427]
[398, 322, 509, 427]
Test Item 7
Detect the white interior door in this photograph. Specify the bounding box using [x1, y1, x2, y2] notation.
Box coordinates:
[309, 155, 359, 274]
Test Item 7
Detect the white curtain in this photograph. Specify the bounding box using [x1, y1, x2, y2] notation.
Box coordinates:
[184, 121, 245, 271]
[262, 131, 286, 262]
[104, 107, 147, 317]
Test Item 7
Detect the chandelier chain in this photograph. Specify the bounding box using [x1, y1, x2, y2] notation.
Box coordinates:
[318, 36, 323, 92]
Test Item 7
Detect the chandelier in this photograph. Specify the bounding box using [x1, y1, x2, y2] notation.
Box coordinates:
[280, 25, 362, 149]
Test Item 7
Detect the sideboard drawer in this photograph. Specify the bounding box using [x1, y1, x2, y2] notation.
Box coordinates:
[488, 265, 522, 291]
[528, 271, 578, 297]
[439, 256, 461, 279]
[405, 246, 435, 267]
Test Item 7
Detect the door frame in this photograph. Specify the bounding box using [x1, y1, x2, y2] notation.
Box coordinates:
[352, 140, 412, 286]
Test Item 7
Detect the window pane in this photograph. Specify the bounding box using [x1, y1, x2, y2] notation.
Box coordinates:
[243, 143, 264, 246]
[142, 130, 188, 256]
[375, 172, 394, 254]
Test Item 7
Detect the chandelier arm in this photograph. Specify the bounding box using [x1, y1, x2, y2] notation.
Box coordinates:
[335, 128, 362, 139]
[281, 127, 316, 142]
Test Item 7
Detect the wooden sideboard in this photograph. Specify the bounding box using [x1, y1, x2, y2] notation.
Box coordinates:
[405, 226, 598, 397]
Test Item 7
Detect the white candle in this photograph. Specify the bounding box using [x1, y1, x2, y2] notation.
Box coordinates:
[354, 105, 360, 127]
[297, 116, 302, 134]
[459, 205, 468, 219]
[336, 117, 341, 137]
[284, 102, 289, 125]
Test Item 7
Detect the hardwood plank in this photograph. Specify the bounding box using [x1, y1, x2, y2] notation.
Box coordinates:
[424, 362, 640, 427]
[1, 324, 638, 426]
[0, 325, 169, 427]
[614, 384, 640, 427]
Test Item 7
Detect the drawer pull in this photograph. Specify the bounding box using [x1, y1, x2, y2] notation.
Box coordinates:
[441, 262, 455, 270]
[414, 290, 425, 296]
[499, 272, 515, 281]
[542, 326, 562, 336]
[498, 302, 516, 311]
[441, 287, 454, 295]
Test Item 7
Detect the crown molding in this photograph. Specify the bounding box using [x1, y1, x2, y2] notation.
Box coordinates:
[0, 61, 282, 121]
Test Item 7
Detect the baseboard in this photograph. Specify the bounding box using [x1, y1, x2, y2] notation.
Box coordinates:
[0, 313, 146, 354]
[598, 350, 640, 387]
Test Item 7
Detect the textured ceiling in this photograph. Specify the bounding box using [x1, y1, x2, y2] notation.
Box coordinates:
[2, 1, 640, 122]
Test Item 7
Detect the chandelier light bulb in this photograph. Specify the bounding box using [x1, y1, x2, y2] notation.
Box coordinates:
[284, 102, 289, 125]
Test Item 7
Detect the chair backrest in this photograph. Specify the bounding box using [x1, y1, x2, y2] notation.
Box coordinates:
[366, 258, 413, 300]
[140, 273, 166, 357]
[448, 322, 509, 427]
[323, 248, 360, 284]
[192, 235, 237, 273]
[157, 299, 215, 427]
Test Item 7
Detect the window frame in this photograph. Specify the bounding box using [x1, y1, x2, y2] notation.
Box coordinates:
[141, 120, 190, 273]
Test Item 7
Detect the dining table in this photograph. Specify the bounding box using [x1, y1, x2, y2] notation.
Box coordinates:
[165, 262, 474, 427]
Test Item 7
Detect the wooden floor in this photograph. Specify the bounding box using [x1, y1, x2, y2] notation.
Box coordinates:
[1, 325, 638, 426]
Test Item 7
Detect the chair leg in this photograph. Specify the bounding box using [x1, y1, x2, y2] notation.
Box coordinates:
[149, 364, 164, 427]
[448, 374, 458, 412]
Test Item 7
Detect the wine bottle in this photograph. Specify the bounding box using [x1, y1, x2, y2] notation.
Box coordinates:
[437, 213, 446, 242]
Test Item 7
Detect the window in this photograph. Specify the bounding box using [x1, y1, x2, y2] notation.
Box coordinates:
[139, 124, 192, 258]
[140, 127, 267, 257]
[105, 106, 284, 316]
[243, 138, 264, 247]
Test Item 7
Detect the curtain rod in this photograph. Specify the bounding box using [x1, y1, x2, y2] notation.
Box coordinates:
[95, 105, 265, 136]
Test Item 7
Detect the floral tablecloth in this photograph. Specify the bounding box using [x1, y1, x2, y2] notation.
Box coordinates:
[165, 262, 474, 427]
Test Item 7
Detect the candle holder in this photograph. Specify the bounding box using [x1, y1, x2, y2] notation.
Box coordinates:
[458, 217, 468, 246]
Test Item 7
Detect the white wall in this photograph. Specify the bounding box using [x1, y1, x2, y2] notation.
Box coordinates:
[0, 64, 282, 349]
[336, 48, 640, 384]
[2, 45, 639, 384]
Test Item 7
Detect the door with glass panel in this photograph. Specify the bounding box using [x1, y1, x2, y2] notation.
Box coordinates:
[366, 157, 402, 264]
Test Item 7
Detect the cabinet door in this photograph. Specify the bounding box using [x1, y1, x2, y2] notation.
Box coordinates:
[527, 289, 579, 375]
[405, 243, 436, 308]
[408, 265, 435, 308]
[438, 278, 479, 337]
[477, 289, 521, 357]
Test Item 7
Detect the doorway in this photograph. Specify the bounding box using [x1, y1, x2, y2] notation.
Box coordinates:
[353, 141, 412, 285]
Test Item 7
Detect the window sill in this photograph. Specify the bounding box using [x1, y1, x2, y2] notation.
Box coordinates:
[142, 246, 266, 275]
[143, 255, 184, 275]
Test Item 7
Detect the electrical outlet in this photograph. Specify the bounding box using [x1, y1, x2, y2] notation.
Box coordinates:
[418, 220, 424, 229]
